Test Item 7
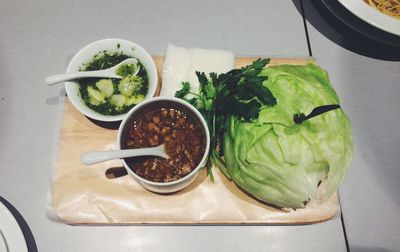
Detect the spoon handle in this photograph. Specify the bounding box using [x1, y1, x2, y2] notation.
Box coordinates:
[81, 146, 168, 165]
[45, 71, 121, 85]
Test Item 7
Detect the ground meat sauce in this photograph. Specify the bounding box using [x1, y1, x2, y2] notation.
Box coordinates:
[124, 108, 206, 183]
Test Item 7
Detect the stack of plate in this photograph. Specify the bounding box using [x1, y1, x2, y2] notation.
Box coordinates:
[321, 0, 400, 47]
[0, 198, 33, 252]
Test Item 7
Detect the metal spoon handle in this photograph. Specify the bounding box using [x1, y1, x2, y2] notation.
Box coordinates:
[81, 145, 168, 165]
[294, 104, 341, 124]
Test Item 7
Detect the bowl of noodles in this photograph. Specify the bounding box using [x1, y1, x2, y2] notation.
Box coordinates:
[337, 0, 400, 36]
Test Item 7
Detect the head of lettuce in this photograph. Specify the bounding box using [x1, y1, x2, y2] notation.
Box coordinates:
[222, 62, 353, 209]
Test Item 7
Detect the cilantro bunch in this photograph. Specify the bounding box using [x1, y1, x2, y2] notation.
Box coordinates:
[175, 58, 276, 179]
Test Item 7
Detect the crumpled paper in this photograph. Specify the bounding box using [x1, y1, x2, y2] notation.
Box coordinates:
[49, 56, 338, 225]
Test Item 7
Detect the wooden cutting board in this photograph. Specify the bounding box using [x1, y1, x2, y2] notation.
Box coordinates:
[51, 56, 339, 224]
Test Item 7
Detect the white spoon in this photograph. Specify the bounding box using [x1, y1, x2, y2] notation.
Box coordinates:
[81, 144, 169, 165]
[45, 58, 139, 85]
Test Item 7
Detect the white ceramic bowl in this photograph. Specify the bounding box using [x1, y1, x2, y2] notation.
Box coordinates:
[117, 97, 210, 193]
[337, 0, 400, 36]
[65, 38, 158, 122]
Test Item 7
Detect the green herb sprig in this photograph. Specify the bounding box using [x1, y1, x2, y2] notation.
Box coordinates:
[175, 58, 276, 180]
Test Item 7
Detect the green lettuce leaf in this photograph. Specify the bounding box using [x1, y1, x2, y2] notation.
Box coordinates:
[223, 62, 353, 208]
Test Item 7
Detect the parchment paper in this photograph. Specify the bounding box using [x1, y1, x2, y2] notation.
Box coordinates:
[50, 57, 339, 224]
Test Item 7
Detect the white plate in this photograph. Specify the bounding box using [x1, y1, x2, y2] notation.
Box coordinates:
[337, 0, 400, 36]
[0, 202, 28, 252]
[0, 231, 8, 252]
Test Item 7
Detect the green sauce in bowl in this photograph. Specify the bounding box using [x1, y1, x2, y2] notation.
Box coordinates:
[77, 49, 149, 116]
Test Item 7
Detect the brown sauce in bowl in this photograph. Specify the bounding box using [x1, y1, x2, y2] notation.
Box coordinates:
[123, 107, 206, 183]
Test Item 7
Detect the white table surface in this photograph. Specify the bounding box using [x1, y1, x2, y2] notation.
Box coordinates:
[0, 1, 353, 251]
[302, 1, 400, 251]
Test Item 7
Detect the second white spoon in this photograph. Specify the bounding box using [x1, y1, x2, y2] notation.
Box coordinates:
[81, 144, 169, 165]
